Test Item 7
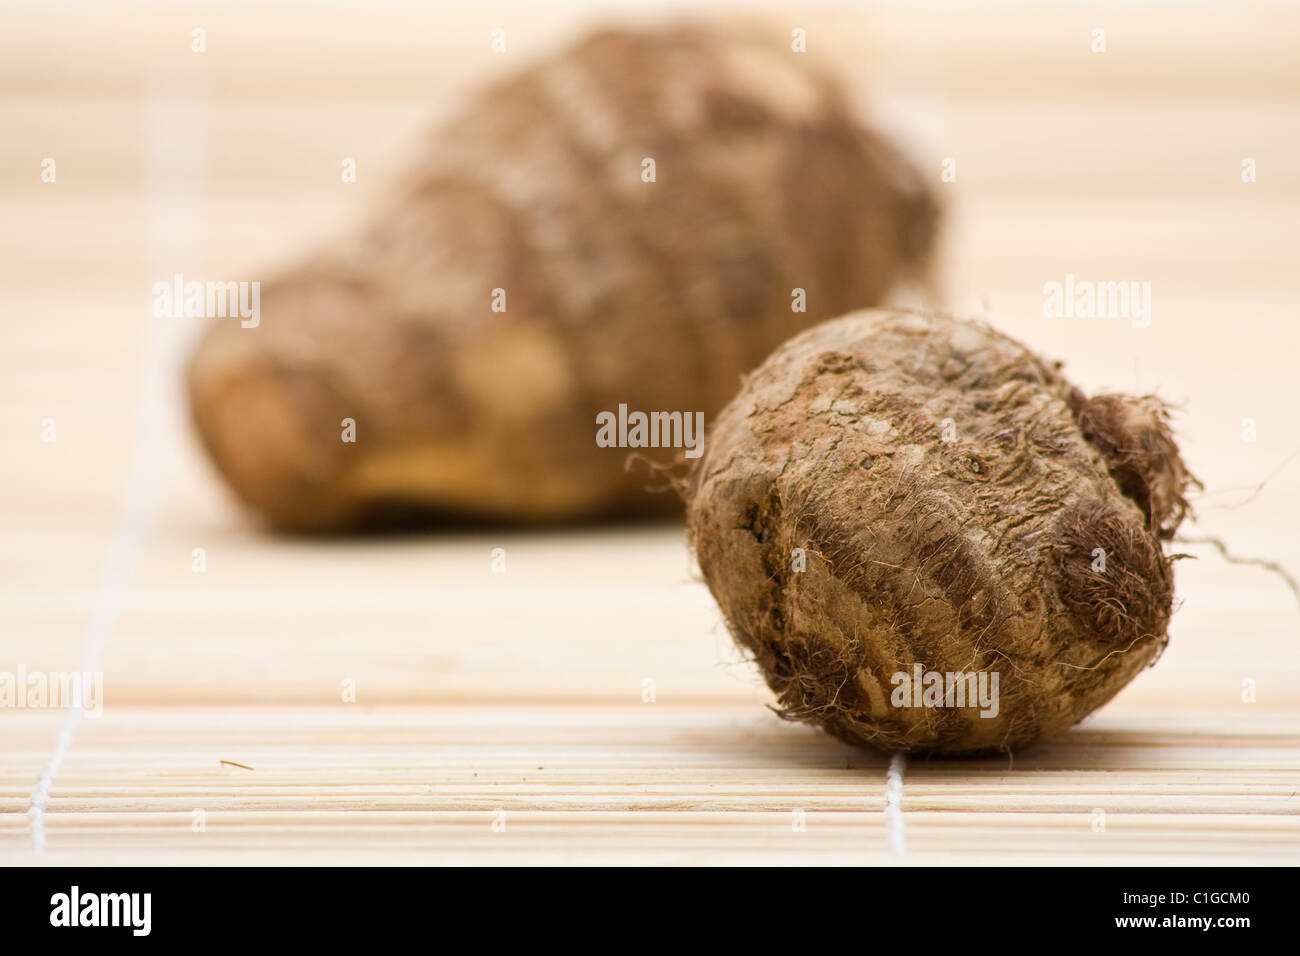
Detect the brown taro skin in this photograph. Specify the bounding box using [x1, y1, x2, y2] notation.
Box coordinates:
[686, 310, 1192, 754]
[186, 26, 939, 531]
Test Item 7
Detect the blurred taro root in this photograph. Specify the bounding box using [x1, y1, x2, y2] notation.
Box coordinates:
[188, 26, 938, 531]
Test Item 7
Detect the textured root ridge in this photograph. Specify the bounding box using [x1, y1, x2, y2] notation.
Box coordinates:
[1054, 501, 1173, 649]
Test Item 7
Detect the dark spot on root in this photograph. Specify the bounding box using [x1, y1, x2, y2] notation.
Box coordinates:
[1072, 394, 1195, 539]
[815, 350, 860, 374]
[766, 637, 858, 721]
[1054, 500, 1173, 646]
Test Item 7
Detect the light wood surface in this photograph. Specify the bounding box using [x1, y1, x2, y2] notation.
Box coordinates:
[2, 1, 1299, 865]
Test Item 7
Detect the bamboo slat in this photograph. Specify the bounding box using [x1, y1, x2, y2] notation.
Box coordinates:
[2, 0, 1298, 865]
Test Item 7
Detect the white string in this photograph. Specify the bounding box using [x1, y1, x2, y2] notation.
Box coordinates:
[26, 312, 181, 851]
[27, 429, 163, 851]
[27, 86, 199, 853]
[885, 753, 908, 858]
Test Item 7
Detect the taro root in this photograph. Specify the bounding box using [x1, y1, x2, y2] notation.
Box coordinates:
[187, 26, 938, 531]
[686, 309, 1193, 754]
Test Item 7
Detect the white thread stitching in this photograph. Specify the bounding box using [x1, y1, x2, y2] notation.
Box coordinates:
[885, 753, 907, 858]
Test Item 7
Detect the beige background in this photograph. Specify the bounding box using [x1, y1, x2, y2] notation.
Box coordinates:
[2, 1, 1298, 863]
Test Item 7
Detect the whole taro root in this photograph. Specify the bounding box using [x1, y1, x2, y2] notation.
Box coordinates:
[686, 310, 1193, 754]
[188, 26, 938, 531]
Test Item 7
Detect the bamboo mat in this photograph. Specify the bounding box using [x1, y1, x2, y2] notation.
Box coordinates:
[3, 1, 1299, 865]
